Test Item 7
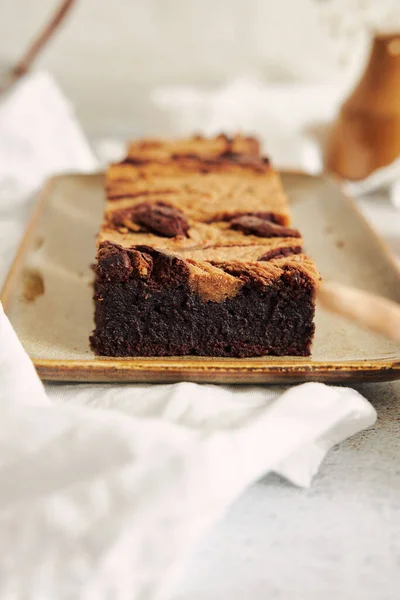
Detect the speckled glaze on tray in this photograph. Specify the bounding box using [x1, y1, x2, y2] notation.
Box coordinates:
[1, 172, 399, 383]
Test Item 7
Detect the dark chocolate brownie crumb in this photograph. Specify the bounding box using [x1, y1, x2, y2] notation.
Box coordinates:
[90, 268, 316, 357]
[230, 215, 301, 238]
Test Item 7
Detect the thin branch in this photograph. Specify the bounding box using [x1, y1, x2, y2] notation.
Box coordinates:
[0, 0, 77, 94]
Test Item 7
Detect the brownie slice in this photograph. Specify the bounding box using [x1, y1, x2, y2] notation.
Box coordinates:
[90, 134, 320, 358]
[91, 242, 318, 357]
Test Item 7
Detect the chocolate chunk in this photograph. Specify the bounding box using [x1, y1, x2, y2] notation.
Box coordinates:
[109, 202, 190, 237]
[96, 242, 133, 282]
[134, 202, 190, 237]
[96, 242, 153, 282]
[110, 202, 189, 238]
[230, 215, 301, 238]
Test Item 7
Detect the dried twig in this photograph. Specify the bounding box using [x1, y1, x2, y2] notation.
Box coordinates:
[0, 0, 77, 94]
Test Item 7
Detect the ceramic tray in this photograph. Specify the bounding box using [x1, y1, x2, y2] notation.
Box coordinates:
[2, 172, 400, 383]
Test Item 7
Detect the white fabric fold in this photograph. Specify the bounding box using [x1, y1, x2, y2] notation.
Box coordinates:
[0, 71, 99, 286]
[0, 71, 97, 199]
[0, 304, 376, 599]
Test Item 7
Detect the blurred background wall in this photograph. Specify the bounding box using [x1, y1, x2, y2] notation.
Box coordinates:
[0, 0, 395, 136]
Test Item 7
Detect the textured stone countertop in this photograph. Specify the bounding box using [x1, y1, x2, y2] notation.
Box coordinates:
[173, 193, 400, 600]
[174, 381, 400, 600]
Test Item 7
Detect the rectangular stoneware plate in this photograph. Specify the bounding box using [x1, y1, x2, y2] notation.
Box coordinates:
[2, 172, 400, 384]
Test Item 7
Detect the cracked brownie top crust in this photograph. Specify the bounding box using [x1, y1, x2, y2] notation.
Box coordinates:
[125, 133, 261, 162]
[97, 133, 318, 301]
[105, 134, 289, 229]
[95, 240, 319, 305]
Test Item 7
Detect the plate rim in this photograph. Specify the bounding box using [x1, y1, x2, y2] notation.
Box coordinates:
[2, 171, 400, 384]
[33, 357, 400, 384]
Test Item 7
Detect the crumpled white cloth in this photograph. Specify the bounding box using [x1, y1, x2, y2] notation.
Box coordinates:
[0, 70, 97, 199]
[0, 70, 98, 281]
[0, 304, 376, 599]
[0, 70, 377, 599]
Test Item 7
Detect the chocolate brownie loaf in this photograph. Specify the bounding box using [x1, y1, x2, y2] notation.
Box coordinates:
[90, 134, 320, 357]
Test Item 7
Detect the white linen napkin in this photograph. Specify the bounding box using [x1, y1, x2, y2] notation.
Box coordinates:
[0, 70, 97, 199]
[0, 304, 376, 599]
[0, 70, 98, 281]
[0, 70, 377, 599]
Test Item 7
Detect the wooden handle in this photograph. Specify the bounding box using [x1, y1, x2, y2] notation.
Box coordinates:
[318, 281, 400, 342]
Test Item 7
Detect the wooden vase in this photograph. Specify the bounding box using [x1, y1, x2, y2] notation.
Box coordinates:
[326, 33, 400, 180]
